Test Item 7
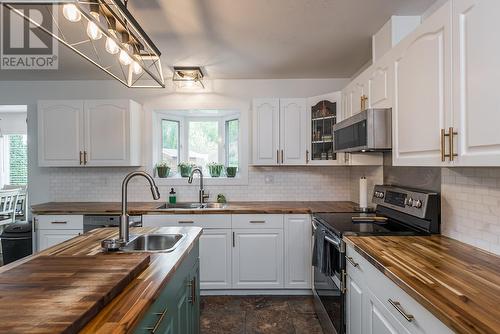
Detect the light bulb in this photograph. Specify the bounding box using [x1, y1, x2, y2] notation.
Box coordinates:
[105, 36, 119, 54]
[62, 4, 81, 22]
[86, 12, 102, 40]
[132, 61, 143, 75]
[119, 48, 132, 66]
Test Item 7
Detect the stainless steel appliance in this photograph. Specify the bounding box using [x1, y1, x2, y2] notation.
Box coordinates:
[312, 185, 440, 334]
[332, 108, 391, 152]
[83, 215, 142, 233]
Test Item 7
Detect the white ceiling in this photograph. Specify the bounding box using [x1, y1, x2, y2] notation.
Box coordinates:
[0, 0, 436, 81]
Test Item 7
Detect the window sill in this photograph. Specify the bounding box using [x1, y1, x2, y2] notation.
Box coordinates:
[154, 175, 248, 186]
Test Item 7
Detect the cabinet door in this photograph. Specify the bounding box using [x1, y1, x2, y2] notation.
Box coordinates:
[84, 100, 137, 166]
[38, 100, 84, 167]
[368, 55, 393, 109]
[232, 229, 283, 289]
[365, 289, 411, 334]
[452, 0, 500, 166]
[284, 215, 311, 289]
[199, 229, 232, 289]
[280, 99, 307, 165]
[346, 274, 364, 334]
[392, 1, 452, 166]
[341, 89, 352, 121]
[252, 99, 280, 165]
[37, 229, 81, 251]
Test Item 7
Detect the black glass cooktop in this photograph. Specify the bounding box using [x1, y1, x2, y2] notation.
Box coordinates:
[313, 212, 429, 237]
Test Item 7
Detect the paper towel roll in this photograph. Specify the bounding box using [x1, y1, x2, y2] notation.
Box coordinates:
[359, 177, 368, 209]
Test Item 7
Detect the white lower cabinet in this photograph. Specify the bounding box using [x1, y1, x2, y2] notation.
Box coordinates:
[143, 214, 232, 290]
[35, 215, 83, 251]
[346, 244, 453, 334]
[232, 228, 284, 289]
[284, 214, 311, 288]
[199, 229, 232, 289]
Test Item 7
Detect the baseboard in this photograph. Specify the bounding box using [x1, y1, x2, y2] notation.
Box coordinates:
[201, 289, 312, 296]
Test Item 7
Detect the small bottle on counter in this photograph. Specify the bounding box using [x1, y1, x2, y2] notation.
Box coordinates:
[169, 188, 177, 204]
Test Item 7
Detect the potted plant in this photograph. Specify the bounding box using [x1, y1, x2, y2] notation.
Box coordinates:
[207, 162, 224, 177]
[226, 166, 237, 178]
[155, 161, 171, 178]
[178, 162, 196, 177]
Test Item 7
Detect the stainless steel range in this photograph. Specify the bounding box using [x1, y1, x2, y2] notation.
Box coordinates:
[311, 185, 440, 334]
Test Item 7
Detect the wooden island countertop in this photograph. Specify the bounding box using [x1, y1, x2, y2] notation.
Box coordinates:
[344, 235, 500, 334]
[31, 201, 359, 215]
[0, 226, 202, 334]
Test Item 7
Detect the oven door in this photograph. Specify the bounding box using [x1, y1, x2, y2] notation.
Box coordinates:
[312, 220, 345, 334]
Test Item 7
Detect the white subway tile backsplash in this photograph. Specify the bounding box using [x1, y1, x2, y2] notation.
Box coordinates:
[48, 166, 353, 203]
[442, 167, 500, 255]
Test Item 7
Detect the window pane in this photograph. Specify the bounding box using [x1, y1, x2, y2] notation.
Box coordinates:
[161, 120, 179, 171]
[188, 121, 219, 169]
[8, 135, 27, 185]
[226, 119, 239, 167]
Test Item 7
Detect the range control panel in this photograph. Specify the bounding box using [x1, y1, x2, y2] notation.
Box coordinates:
[372, 185, 438, 219]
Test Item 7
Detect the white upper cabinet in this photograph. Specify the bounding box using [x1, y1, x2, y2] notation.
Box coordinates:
[38, 100, 85, 167]
[38, 99, 143, 167]
[84, 100, 142, 166]
[451, 0, 500, 166]
[252, 98, 280, 165]
[280, 99, 307, 165]
[367, 53, 394, 109]
[252, 98, 308, 165]
[392, 1, 452, 166]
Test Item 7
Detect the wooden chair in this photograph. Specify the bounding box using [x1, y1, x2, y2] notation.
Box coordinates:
[0, 189, 20, 225]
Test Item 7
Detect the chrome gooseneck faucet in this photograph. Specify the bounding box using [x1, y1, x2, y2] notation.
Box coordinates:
[120, 171, 160, 243]
[188, 167, 209, 205]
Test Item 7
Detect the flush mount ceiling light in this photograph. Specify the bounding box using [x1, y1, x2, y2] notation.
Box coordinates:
[172, 66, 205, 89]
[4, 0, 164, 88]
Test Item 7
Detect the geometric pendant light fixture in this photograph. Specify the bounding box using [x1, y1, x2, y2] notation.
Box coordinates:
[3, 0, 165, 88]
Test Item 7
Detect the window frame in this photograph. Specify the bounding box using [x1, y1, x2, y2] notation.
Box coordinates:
[153, 109, 247, 185]
[159, 118, 181, 171]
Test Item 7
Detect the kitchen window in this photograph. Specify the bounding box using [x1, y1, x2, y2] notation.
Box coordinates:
[155, 110, 242, 179]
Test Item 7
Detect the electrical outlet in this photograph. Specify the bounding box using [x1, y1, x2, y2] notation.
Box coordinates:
[264, 175, 274, 184]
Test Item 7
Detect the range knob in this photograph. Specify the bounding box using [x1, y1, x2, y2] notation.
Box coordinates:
[413, 199, 423, 208]
[374, 191, 384, 199]
[405, 197, 413, 206]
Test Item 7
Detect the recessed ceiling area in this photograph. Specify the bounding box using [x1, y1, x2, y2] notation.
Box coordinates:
[0, 0, 437, 81]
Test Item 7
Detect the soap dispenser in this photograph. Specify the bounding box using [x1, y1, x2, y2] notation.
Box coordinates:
[169, 188, 177, 204]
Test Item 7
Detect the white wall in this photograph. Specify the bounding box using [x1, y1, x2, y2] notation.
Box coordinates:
[0, 78, 349, 205]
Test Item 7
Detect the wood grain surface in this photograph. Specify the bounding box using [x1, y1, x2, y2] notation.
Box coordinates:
[8, 226, 202, 334]
[31, 201, 359, 215]
[0, 254, 150, 334]
[344, 235, 500, 334]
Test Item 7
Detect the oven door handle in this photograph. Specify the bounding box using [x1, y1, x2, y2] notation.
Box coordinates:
[324, 235, 341, 249]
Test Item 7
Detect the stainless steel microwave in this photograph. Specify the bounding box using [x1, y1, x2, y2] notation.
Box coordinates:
[332, 108, 392, 153]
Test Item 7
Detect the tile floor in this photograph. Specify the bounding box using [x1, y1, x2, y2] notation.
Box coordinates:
[200, 295, 324, 334]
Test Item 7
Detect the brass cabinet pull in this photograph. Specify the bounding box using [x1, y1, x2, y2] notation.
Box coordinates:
[51, 221, 68, 224]
[306, 150, 309, 163]
[249, 220, 265, 224]
[83, 151, 88, 165]
[145, 307, 168, 333]
[276, 150, 279, 164]
[346, 256, 359, 267]
[79, 151, 83, 165]
[178, 220, 194, 224]
[281, 150, 284, 164]
[449, 127, 458, 161]
[388, 299, 414, 322]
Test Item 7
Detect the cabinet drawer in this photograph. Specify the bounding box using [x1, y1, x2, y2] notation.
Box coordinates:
[142, 214, 231, 229]
[36, 215, 83, 230]
[346, 244, 453, 334]
[232, 214, 283, 229]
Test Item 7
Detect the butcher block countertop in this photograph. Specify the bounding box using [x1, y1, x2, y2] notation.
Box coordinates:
[344, 235, 500, 334]
[0, 226, 202, 334]
[31, 201, 359, 215]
